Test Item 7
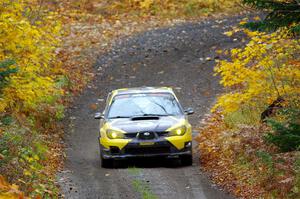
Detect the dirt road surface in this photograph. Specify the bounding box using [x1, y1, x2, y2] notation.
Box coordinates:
[58, 16, 247, 199]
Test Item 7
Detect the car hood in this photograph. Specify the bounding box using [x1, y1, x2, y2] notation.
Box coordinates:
[107, 116, 185, 133]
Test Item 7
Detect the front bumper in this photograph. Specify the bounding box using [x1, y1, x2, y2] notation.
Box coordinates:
[101, 140, 192, 160]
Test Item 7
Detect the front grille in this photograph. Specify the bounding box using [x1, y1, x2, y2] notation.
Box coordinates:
[125, 132, 168, 139]
[124, 133, 138, 139]
[156, 131, 169, 137]
[125, 146, 170, 155]
[138, 132, 155, 140]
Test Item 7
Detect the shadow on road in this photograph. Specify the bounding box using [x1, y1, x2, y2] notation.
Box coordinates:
[106, 157, 190, 169]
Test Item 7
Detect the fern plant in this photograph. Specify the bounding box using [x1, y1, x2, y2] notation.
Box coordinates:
[265, 108, 300, 152]
[0, 59, 18, 90]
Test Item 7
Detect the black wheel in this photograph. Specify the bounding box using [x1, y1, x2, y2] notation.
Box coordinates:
[99, 144, 113, 168]
[101, 155, 113, 168]
[113, 159, 127, 168]
[181, 155, 193, 166]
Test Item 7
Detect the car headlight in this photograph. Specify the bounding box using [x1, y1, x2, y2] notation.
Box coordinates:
[106, 129, 125, 139]
[168, 126, 186, 136]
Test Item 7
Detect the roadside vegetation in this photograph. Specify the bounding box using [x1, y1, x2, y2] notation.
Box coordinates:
[0, 1, 63, 198]
[197, 0, 300, 198]
[0, 0, 241, 197]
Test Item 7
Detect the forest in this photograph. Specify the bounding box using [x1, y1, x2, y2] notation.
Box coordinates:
[0, 0, 299, 198]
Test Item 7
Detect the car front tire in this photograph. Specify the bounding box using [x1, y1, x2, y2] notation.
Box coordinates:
[100, 146, 113, 168]
[181, 155, 193, 166]
[101, 155, 113, 168]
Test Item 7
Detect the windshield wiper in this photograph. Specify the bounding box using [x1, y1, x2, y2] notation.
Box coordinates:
[108, 116, 131, 119]
[134, 113, 171, 117]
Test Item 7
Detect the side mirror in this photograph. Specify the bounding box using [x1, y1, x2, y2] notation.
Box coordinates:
[94, 112, 104, 119]
[184, 108, 194, 115]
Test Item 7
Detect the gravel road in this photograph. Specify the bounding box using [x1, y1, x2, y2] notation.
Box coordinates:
[58, 15, 248, 199]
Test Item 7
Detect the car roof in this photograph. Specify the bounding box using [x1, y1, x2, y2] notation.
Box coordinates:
[111, 87, 174, 95]
[107, 87, 180, 106]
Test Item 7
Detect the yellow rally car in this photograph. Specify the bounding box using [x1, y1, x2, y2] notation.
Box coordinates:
[95, 87, 194, 168]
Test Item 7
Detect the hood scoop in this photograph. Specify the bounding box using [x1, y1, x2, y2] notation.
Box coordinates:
[131, 116, 159, 121]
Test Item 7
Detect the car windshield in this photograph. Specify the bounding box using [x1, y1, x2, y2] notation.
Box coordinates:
[107, 93, 183, 118]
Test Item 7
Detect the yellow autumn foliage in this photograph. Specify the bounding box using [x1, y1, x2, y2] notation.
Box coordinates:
[213, 29, 300, 113]
[0, 175, 26, 199]
[0, 0, 61, 112]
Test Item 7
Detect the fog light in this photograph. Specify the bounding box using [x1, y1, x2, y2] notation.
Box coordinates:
[110, 146, 120, 154]
[185, 141, 192, 148]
